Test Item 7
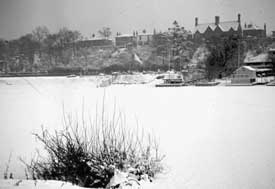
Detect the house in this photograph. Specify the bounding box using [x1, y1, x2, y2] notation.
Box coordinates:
[77, 38, 113, 48]
[115, 34, 137, 48]
[193, 14, 242, 40]
[137, 33, 153, 45]
[243, 23, 266, 38]
[231, 65, 274, 85]
[231, 50, 275, 85]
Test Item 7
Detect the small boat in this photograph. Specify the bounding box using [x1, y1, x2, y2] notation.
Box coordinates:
[156, 72, 186, 87]
[267, 80, 275, 86]
[195, 81, 220, 86]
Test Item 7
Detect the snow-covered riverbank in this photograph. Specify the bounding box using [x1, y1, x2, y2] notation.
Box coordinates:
[0, 179, 83, 189]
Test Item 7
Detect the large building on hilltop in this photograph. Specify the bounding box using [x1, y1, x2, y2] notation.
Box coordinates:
[243, 23, 266, 38]
[193, 14, 242, 40]
[77, 38, 113, 48]
[115, 31, 154, 48]
[115, 34, 137, 48]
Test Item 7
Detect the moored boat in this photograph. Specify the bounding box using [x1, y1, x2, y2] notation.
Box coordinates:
[195, 81, 220, 86]
[155, 72, 186, 87]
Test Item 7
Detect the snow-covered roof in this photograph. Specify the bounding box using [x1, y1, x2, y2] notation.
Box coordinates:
[244, 53, 269, 63]
[242, 66, 256, 71]
[194, 23, 215, 33]
[116, 34, 135, 38]
[90, 37, 109, 40]
[194, 21, 240, 34]
[256, 68, 272, 72]
[219, 21, 240, 31]
[243, 23, 262, 30]
[241, 66, 271, 72]
[137, 33, 154, 36]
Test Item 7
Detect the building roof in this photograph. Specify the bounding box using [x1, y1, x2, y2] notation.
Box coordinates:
[116, 34, 135, 38]
[242, 65, 256, 71]
[194, 23, 215, 33]
[194, 21, 240, 34]
[137, 33, 154, 36]
[91, 37, 109, 40]
[244, 53, 269, 63]
[219, 21, 240, 31]
[243, 23, 262, 31]
[241, 66, 271, 72]
[256, 68, 272, 72]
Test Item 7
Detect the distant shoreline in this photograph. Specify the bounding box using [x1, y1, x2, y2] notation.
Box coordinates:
[0, 73, 98, 78]
[0, 71, 159, 78]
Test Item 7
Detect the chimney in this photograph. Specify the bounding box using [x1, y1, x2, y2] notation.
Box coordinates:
[238, 13, 241, 23]
[215, 16, 220, 25]
[195, 17, 198, 26]
[264, 23, 267, 37]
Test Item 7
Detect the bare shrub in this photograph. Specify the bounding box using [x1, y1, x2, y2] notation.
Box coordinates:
[4, 151, 12, 179]
[26, 105, 164, 188]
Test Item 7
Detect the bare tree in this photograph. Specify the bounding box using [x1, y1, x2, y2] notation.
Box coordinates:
[57, 27, 82, 46]
[4, 151, 12, 179]
[32, 26, 50, 44]
[32, 26, 50, 56]
[98, 27, 112, 39]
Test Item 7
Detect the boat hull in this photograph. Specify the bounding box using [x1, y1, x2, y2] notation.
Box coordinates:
[195, 82, 220, 86]
[155, 83, 187, 87]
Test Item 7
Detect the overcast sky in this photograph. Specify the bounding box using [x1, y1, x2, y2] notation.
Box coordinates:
[0, 0, 274, 39]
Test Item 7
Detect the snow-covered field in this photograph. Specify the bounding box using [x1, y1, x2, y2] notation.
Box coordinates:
[0, 179, 84, 189]
[1, 75, 275, 189]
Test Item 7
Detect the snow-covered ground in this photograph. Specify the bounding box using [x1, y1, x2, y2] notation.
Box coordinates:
[1, 75, 275, 189]
[0, 179, 84, 189]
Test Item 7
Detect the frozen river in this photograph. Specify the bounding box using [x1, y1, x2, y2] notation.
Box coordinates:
[0, 76, 275, 189]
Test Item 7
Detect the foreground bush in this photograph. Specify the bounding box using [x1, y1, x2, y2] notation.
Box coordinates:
[26, 109, 164, 188]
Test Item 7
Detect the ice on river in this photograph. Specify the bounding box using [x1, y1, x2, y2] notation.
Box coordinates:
[0, 76, 275, 189]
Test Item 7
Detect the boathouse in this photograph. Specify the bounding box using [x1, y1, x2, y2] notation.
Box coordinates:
[231, 66, 274, 85]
